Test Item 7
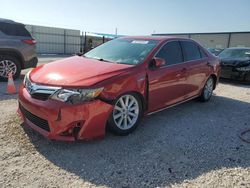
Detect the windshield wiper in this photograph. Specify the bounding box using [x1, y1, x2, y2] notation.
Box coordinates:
[99, 59, 131, 65]
[99, 58, 111, 62]
[82, 56, 119, 64]
[93, 57, 116, 63]
[76, 52, 84, 56]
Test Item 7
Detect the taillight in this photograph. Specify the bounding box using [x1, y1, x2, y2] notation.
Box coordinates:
[22, 39, 36, 45]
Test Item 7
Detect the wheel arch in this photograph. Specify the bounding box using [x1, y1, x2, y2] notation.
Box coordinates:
[210, 74, 217, 90]
[0, 49, 24, 68]
[129, 91, 147, 112]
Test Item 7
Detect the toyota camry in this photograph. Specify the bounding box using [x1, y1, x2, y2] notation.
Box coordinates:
[18, 36, 221, 141]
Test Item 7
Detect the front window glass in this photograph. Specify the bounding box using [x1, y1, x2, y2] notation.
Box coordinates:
[84, 38, 159, 65]
[156, 41, 183, 66]
[218, 49, 250, 59]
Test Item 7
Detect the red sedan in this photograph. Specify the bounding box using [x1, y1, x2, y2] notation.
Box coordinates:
[18, 36, 220, 141]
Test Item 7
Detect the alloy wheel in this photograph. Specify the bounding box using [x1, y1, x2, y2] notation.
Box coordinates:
[0, 60, 17, 78]
[113, 95, 139, 130]
[204, 78, 214, 100]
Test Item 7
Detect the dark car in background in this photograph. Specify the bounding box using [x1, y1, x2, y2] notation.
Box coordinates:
[207, 48, 223, 56]
[218, 47, 250, 82]
[0, 18, 37, 80]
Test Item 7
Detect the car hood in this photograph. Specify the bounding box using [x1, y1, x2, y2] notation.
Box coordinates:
[29, 56, 133, 87]
[220, 57, 250, 67]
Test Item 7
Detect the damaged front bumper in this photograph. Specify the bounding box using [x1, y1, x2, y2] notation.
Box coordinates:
[18, 85, 113, 141]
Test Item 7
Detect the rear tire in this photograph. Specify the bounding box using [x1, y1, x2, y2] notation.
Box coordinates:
[108, 93, 143, 136]
[0, 55, 21, 81]
[199, 76, 214, 102]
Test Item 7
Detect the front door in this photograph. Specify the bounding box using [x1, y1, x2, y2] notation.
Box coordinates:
[147, 40, 188, 112]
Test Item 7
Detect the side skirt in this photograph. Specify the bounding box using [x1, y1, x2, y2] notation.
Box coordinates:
[146, 95, 200, 116]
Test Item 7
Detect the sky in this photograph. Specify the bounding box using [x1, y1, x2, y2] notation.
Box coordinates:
[0, 0, 250, 35]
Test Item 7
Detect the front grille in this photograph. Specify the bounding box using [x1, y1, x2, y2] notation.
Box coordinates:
[31, 93, 51, 101]
[20, 104, 50, 132]
[24, 76, 60, 101]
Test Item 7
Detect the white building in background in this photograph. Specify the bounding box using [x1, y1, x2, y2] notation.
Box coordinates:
[153, 32, 250, 49]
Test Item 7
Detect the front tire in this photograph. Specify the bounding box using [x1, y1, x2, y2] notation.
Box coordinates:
[0, 55, 21, 81]
[108, 93, 143, 135]
[199, 76, 214, 102]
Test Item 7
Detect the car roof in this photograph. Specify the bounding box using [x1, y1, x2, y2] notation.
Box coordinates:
[0, 18, 24, 25]
[226, 47, 250, 50]
[207, 48, 223, 49]
[121, 35, 189, 42]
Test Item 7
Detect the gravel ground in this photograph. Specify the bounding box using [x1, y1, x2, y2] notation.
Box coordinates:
[0, 71, 250, 187]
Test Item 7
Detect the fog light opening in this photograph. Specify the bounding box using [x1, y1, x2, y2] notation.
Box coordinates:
[73, 122, 83, 139]
[60, 121, 84, 139]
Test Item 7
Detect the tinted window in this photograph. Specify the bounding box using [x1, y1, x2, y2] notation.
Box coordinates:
[199, 47, 207, 58]
[181, 41, 201, 61]
[155, 41, 183, 66]
[0, 23, 31, 37]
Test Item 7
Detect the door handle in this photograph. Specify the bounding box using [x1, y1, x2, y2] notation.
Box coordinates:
[207, 62, 212, 66]
[176, 68, 187, 77]
[181, 67, 187, 72]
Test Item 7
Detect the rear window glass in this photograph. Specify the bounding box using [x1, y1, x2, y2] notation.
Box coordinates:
[181, 41, 201, 61]
[0, 23, 31, 37]
[199, 47, 207, 58]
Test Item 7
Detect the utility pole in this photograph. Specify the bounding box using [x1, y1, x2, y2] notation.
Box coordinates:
[84, 31, 87, 53]
[81, 31, 84, 53]
[115, 28, 118, 36]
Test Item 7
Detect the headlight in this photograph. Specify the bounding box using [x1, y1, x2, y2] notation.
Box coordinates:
[23, 70, 31, 88]
[236, 66, 250, 72]
[50, 88, 103, 104]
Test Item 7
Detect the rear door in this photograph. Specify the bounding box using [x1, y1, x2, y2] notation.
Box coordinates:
[147, 40, 189, 112]
[180, 40, 209, 97]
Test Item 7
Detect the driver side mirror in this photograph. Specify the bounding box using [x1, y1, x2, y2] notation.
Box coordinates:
[150, 57, 166, 68]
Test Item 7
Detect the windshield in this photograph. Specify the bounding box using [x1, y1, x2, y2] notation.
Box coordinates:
[218, 48, 250, 59]
[84, 38, 159, 65]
